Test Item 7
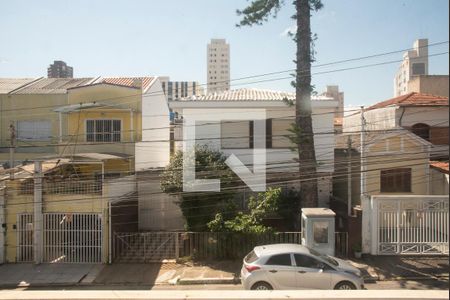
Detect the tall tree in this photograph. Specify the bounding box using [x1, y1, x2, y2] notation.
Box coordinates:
[237, 0, 323, 223]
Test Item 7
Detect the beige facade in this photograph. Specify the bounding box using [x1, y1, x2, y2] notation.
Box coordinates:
[407, 75, 449, 97]
[207, 39, 230, 93]
[394, 39, 429, 97]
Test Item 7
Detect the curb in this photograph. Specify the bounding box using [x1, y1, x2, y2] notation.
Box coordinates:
[177, 277, 239, 285]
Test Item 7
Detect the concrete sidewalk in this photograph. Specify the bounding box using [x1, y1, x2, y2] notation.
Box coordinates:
[93, 261, 240, 286]
[0, 264, 103, 288]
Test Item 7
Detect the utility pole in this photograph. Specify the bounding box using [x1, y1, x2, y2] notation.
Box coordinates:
[9, 123, 16, 180]
[33, 161, 43, 264]
[360, 106, 366, 200]
[347, 135, 352, 217]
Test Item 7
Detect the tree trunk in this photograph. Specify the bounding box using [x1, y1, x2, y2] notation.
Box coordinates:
[295, 0, 318, 216]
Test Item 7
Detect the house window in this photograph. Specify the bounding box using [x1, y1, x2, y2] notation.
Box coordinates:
[272, 119, 293, 148]
[221, 120, 250, 149]
[249, 120, 272, 149]
[380, 168, 412, 193]
[411, 123, 430, 141]
[412, 63, 426, 75]
[17, 120, 52, 141]
[86, 120, 121, 142]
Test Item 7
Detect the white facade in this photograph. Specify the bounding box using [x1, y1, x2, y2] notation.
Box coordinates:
[207, 39, 230, 93]
[135, 78, 171, 170]
[170, 89, 339, 207]
[394, 39, 429, 97]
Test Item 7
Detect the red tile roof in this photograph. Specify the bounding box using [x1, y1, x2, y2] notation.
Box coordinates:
[430, 161, 449, 174]
[368, 92, 448, 110]
[101, 77, 155, 92]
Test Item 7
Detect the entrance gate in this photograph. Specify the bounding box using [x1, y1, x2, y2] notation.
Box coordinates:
[376, 197, 449, 255]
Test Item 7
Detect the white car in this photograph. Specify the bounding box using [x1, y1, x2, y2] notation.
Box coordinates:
[241, 244, 364, 290]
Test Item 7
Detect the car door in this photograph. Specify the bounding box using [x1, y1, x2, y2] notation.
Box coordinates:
[293, 253, 332, 289]
[262, 253, 297, 289]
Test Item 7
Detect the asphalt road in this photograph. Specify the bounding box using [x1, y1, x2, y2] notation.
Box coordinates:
[6, 279, 449, 291]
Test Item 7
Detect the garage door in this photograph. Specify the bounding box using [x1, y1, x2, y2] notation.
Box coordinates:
[43, 213, 103, 263]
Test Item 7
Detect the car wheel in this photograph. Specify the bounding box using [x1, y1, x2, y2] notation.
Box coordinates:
[334, 281, 357, 290]
[251, 282, 273, 290]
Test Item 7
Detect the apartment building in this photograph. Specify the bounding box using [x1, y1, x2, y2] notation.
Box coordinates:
[394, 39, 429, 97]
[207, 39, 230, 93]
[47, 60, 74, 78]
[159, 76, 204, 101]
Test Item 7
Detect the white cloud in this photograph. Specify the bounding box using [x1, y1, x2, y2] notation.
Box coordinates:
[0, 58, 9, 64]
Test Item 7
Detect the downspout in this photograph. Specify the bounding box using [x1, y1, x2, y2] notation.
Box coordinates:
[130, 109, 134, 142]
[398, 107, 406, 128]
[108, 201, 112, 264]
[58, 112, 63, 143]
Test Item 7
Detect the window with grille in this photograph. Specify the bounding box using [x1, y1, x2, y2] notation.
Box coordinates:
[86, 120, 121, 142]
[380, 168, 412, 193]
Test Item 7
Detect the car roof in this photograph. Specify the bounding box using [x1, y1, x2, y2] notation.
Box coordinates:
[254, 243, 310, 257]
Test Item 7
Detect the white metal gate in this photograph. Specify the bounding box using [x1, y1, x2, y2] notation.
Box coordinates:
[43, 213, 103, 263]
[17, 213, 34, 262]
[377, 197, 449, 255]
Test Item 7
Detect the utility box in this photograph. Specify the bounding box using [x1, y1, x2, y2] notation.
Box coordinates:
[301, 208, 336, 256]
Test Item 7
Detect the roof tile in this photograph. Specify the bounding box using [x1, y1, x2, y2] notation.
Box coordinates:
[368, 92, 449, 110]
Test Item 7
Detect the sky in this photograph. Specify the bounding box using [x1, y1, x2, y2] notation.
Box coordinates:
[0, 0, 449, 106]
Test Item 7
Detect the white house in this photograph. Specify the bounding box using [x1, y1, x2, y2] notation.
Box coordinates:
[169, 88, 339, 207]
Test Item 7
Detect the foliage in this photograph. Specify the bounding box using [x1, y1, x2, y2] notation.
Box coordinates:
[208, 187, 299, 233]
[237, 0, 324, 212]
[237, 0, 322, 28]
[352, 242, 362, 253]
[160, 145, 239, 231]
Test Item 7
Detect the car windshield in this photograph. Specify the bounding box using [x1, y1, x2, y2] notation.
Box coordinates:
[307, 247, 339, 266]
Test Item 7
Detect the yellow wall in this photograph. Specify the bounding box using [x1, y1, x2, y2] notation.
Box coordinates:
[0, 93, 66, 164]
[4, 159, 132, 263]
[60, 84, 143, 157]
[365, 135, 429, 195]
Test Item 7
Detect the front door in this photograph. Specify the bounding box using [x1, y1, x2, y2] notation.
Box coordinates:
[294, 253, 331, 289]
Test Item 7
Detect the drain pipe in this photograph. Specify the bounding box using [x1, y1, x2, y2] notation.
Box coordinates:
[108, 201, 112, 264]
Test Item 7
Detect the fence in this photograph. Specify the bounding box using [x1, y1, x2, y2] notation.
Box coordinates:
[113, 231, 348, 263]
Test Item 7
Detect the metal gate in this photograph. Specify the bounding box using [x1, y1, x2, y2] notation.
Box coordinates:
[377, 198, 449, 255]
[43, 213, 103, 263]
[17, 213, 34, 262]
[113, 232, 178, 263]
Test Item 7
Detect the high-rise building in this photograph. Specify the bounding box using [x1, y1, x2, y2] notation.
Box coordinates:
[47, 60, 73, 78]
[159, 76, 204, 101]
[394, 39, 429, 96]
[207, 39, 230, 93]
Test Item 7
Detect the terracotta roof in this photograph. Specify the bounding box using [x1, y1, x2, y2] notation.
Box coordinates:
[99, 77, 155, 92]
[368, 92, 449, 110]
[180, 88, 334, 102]
[430, 161, 449, 174]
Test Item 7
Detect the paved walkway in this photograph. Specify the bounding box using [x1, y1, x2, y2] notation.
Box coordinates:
[0, 264, 103, 287]
[0, 256, 447, 288]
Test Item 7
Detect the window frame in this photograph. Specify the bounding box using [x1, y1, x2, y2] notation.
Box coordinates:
[380, 168, 412, 193]
[16, 120, 52, 141]
[85, 119, 122, 143]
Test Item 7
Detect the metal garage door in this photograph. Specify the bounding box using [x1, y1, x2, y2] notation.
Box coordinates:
[43, 213, 103, 263]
